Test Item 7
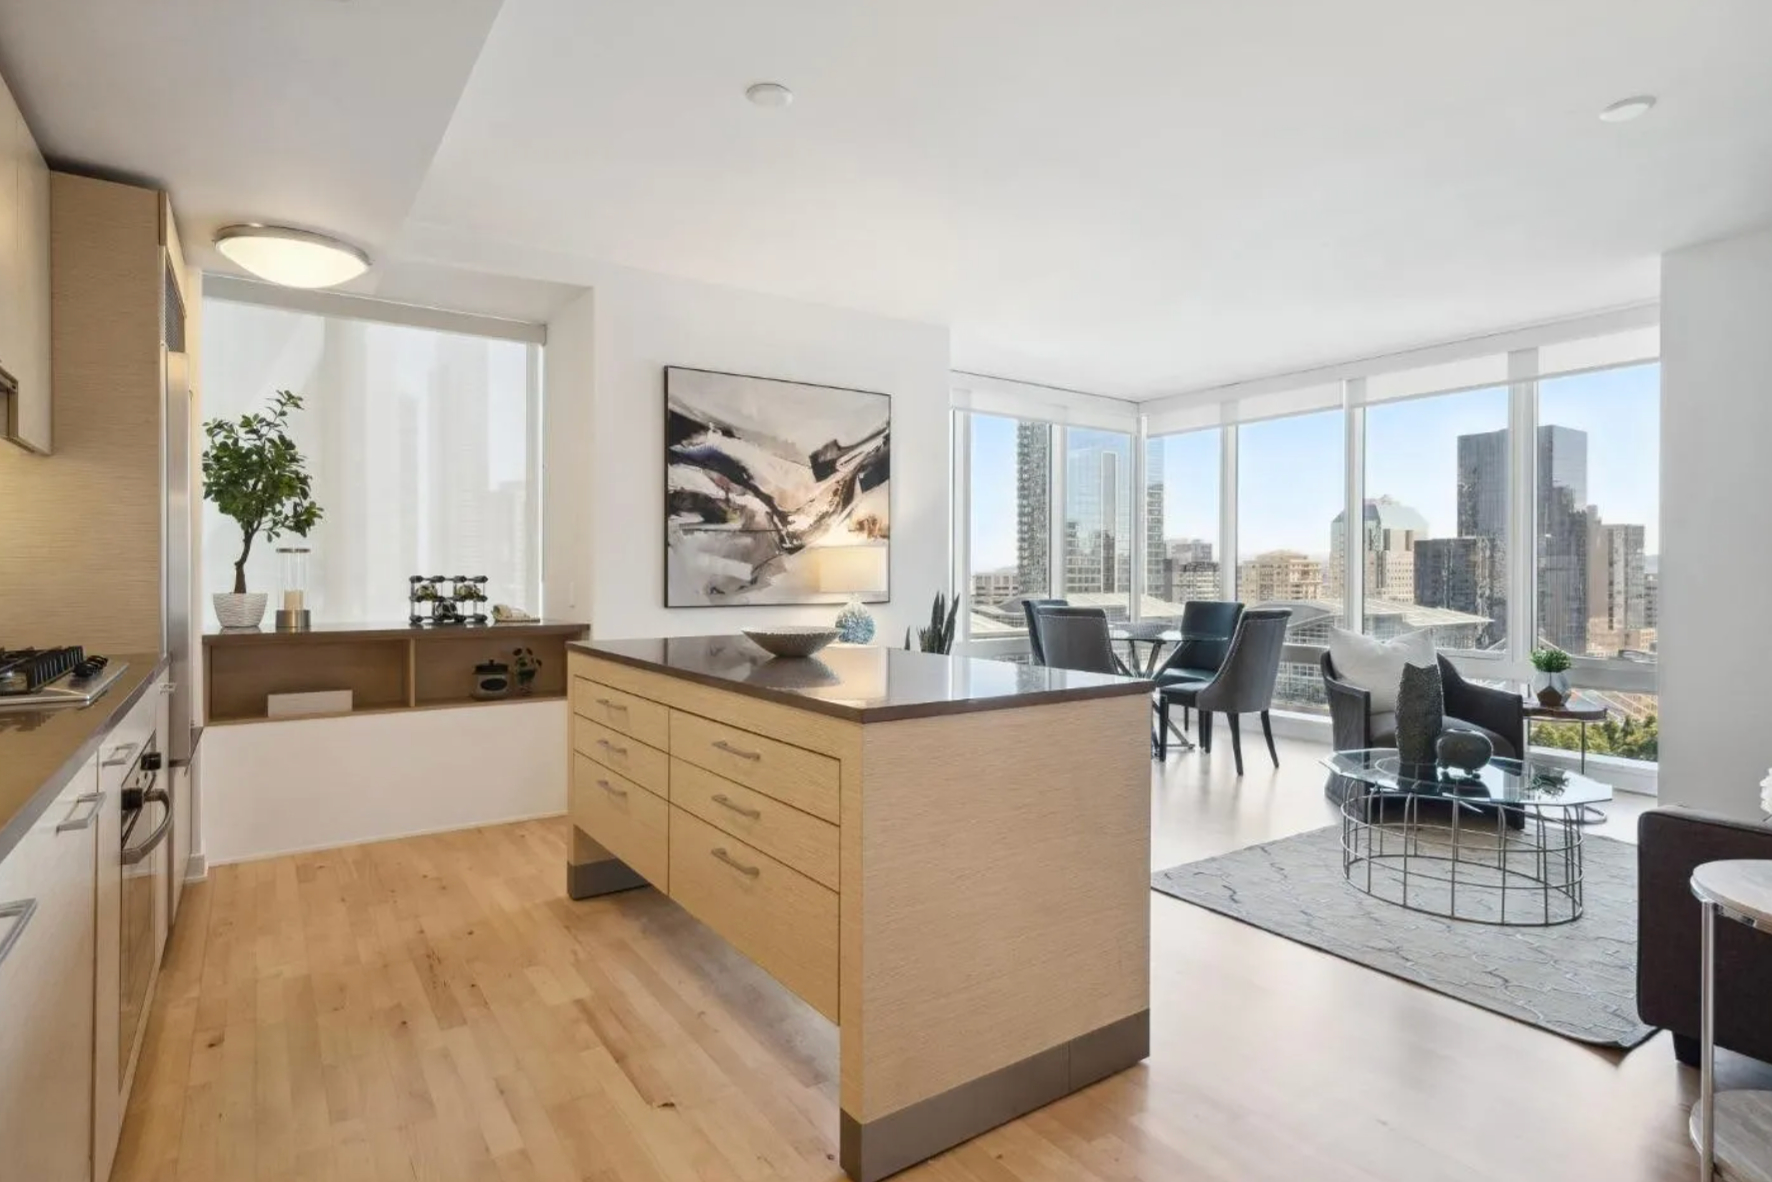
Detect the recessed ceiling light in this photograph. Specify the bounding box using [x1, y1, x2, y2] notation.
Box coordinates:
[1599, 95, 1656, 123]
[745, 82, 794, 109]
[213, 224, 371, 289]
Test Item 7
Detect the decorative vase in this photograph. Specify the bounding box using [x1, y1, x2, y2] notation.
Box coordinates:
[834, 596, 876, 644]
[515, 667, 537, 696]
[1535, 671, 1572, 708]
[1436, 730, 1493, 777]
[212, 592, 269, 630]
[1395, 661, 1444, 778]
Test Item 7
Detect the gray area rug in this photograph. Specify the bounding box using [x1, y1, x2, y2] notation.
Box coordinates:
[1152, 825, 1655, 1048]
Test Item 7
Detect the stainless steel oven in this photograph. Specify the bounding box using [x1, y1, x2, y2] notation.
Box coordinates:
[117, 737, 168, 1074]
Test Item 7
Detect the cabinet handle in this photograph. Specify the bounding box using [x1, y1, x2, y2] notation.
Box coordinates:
[102, 741, 140, 768]
[712, 740, 762, 762]
[710, 848, 760, 879]
[597, 779, 628, 799]
[596, 739, 629, 757]
[56, 791, 104, 833]
[0, 898, 38, 970]
[595, 698, 628, 714]
[711, 793, 762, 820]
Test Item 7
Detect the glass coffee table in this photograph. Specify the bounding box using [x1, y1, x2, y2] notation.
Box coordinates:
[1322, 749, 1614, 927]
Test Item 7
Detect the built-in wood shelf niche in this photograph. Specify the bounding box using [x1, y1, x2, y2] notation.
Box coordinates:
[202, 621, 587, 725]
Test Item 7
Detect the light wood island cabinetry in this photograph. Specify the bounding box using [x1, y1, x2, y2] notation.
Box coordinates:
[567, 636, 1152, 1182]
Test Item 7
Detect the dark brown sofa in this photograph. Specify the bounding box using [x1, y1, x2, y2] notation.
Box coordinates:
[1637, 807, 1772, 1065]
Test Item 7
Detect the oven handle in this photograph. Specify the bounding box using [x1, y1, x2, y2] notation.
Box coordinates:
[121, 788, 172, 865]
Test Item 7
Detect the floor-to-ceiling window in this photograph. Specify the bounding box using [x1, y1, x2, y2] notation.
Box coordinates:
[1237, 408, 1344, 714]
[1362, 385, 1510, 651]
[1143, 428, 1222, 625]
[202, 294, 543, 622]
[1528, 361, 1660, 759]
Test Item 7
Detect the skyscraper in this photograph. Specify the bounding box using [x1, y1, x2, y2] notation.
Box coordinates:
[1588, 518, 1646, 655]
[1014, 422, 1050, 599]
[1064, 443, 1121, 594]
[1328, 496, 1426, 602]
[1145, 439, 1166, 598]
[1537, 425, 1590, 652]
[1415, 536, 1503, 648]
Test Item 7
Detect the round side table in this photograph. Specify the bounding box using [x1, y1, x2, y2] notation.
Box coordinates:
[1690, 860, 1772, 1182]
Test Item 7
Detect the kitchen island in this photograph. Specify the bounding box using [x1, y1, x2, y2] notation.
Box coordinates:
[567, 636, 1152, 1181]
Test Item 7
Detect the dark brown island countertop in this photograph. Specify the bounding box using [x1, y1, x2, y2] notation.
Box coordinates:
[570, 636, 1150, 723]
[0, 653, 168, 863]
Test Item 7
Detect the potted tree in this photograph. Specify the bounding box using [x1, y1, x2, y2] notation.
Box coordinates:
[203, 390, 323, 628]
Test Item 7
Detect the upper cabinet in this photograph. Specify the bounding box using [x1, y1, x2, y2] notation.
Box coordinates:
[0, 68, 52, 453]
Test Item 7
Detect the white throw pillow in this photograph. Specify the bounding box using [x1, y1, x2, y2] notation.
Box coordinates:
[1327, 627, 1436, 715]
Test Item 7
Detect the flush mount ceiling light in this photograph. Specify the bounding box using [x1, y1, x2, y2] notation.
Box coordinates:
[745, 81, 794, 109]
[213, 224, 371, 288]
[1599, 95, 1657, 123]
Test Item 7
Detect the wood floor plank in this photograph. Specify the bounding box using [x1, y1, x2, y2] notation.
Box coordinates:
[113, 749, 1738, 1182]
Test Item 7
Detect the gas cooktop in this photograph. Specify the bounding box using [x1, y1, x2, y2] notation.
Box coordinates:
[0, 646, 129, 710]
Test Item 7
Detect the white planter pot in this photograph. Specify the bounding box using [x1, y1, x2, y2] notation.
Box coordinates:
[212, 592, 268, 630]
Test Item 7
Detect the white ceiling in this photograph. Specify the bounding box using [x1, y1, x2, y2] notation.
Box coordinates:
[4, 0, 1772, 396]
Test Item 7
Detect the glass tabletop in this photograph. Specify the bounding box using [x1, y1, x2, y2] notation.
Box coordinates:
[1321, 748, 1614, 808]
[1109, 625, 1210, 642]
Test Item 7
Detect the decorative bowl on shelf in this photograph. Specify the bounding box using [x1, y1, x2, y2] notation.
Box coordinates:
[742, 626, 839, 658]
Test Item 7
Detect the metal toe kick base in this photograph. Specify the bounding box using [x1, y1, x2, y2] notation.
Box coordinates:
[840, 1008, 1150, 1182]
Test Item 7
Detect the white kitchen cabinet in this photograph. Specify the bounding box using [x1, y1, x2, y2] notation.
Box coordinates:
[0, 757, 100, 1182]
[0, 65, 52, 453]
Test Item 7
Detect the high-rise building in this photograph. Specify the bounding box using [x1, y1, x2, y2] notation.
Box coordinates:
[1415, 536, 1504, 648]
[1537, 425, 1590, 653]
[1145, 444, 1166, 599]
[1328, 496, 1425, 601]
[1644, 567, 1660, 632]
[1014, 422, 1051, 599]
[1064, 445, 1121, 594]
[1238, 550, 1324, 603]
[971, 568, 1019, 605]
[1588, 518, 1646, 655]
[1167, 538, 1214, 564]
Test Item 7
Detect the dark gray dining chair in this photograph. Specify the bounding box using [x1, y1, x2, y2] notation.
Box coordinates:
[1152, 600, 1245, 738]
[1019, 597, 1068, 666]
[1157, 608, 1291, 772]
[1034, 606, 1127, 676]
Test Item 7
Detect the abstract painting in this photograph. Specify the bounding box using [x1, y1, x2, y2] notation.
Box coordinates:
[665, 366, 890, 607]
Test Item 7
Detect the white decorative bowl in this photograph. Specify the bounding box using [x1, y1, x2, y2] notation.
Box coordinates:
[742, 626, 839, 658]
[213, 592, 269, 629]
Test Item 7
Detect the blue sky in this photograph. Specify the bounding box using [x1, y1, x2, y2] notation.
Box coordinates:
[968, 363, 1660, 570]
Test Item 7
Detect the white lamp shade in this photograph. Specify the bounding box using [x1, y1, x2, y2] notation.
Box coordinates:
[214, 225, 371, 289]
[814, 544, 888, 595]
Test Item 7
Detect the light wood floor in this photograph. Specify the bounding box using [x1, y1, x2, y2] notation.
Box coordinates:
[115, 738, 1745, 1182]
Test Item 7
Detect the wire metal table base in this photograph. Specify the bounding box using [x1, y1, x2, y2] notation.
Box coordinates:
[1340, 788, 1586, 926]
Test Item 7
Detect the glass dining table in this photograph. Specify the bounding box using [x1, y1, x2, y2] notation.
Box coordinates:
[1108, 622, 1191, 677]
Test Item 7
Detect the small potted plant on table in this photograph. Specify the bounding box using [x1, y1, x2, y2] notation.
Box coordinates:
[1531, 646, 1573, 708]
[202, 390, 323, 629]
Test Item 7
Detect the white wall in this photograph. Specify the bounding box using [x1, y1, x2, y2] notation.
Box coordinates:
[546, 267, 953, 642]
[1658, 225, 1772, 818]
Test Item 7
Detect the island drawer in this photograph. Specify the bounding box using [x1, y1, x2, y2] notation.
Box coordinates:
[573, 716, 668, 799]
[668, 808, 837, 1020]
[573, 678, 670, 751]
[669, 712, 839, 824]
[669, 759, 838, 890]
[570, 755, 669, 890]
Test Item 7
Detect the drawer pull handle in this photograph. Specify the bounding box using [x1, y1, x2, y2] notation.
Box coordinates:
[596, 738, 629, 757]
[0, 898, 37, 969]
[595, 697, 629, 714]
[710, 848, 761, 879]
[597, 779, 628, 799]
[712, 740, 762, 762]
[56, 791, 105, 833]
[711, 793, 762, 821]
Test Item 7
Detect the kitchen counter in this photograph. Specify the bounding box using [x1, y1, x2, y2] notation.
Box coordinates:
[570, 635, 1149, 723]
[0, 653, 167, 862]
[568, 640, 1151, 1180]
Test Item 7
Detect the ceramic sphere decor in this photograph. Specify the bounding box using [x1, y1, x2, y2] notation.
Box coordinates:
[212, 592, 269, 630]
[742, 626, 840, 658]
[834, 600, 876, 644]
[1436, 729, 1494, 776]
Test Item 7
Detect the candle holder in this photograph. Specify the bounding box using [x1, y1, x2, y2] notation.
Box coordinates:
[275, 546, 312, 631]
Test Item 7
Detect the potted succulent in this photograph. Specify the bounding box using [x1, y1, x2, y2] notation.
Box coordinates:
[511, 647, 543, 696]
[1530, 646, 1573, 708]
[202, 390, 323, 629]
[904, 591, 961, 655]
